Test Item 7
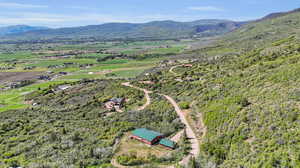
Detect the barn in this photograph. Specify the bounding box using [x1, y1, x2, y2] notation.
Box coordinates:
[131, 128, 163, 145]
[131, 128, 176, 149]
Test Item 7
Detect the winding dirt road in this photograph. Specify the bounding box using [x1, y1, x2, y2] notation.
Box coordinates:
[122, 82, 152, 111]
[169, 65, 181, 75]
[111, 158, 130, 168]
[113, 82, 201, 168]
[161, 94, 199, 167]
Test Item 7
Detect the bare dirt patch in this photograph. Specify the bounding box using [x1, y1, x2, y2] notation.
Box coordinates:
[115, 133, 171, 158]
[0, 72, 43, 84]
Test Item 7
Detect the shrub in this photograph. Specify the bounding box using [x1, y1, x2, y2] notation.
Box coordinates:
[116, 154, 146, 166]
[179, 102, 190, 109]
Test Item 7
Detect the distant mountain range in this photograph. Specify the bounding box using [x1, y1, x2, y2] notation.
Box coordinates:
[3, 7, 299, 43]
[0, 25, 48, 36]
[0, 20, 246, 43]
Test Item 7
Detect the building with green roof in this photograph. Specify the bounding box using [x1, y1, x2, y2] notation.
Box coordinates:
[159, 138, 176, 149]
[131, 128, 176, 149]
[131, 128, 163, 145]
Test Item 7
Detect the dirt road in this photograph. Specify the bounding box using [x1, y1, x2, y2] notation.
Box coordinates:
[112, 83, 202, 168]
[171, 130, 184, 143]
[169, 65, 181, 75]
[161, 94, 200, 166]
[111, 158, 130, 168]
[122, 82, 152, 111]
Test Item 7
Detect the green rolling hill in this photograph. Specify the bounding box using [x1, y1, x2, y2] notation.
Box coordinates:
[140, 8, 300, 167]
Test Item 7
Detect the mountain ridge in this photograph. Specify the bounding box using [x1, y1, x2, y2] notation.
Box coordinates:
[0, 19, 246, 42]
[0, 25, 49, 36]
[259, 8, 300, 21]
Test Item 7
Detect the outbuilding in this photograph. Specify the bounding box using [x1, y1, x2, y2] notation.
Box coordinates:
[159, 138, 176, 150]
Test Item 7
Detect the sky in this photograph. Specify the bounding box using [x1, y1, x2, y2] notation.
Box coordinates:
[0, 0, 299, 28]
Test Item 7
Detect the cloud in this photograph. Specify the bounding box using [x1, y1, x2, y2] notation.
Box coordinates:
[0, 12, 131, 27]
[0, 2, 48, 9]
[188, 6, 224, 12]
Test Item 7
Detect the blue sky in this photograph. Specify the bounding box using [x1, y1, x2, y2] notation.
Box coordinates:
[0, 0, 299, 27]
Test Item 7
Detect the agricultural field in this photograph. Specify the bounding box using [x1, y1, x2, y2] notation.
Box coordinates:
[0, 40, 190, 112]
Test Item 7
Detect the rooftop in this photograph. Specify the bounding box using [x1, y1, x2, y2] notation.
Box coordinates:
[159, 138, 175, 148]
[111, 98, 124, 104]
[132, 128, 162, 142]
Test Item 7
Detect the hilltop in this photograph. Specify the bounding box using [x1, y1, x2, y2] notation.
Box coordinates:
[220, 8, 300, 50]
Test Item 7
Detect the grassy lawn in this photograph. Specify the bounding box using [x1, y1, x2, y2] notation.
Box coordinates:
[0, 81, 66, 112]
[0, 52, 38, 61]
[108, 67, 152, 78]
[147, 46, 185, 54]
[26, 58, 98, 67]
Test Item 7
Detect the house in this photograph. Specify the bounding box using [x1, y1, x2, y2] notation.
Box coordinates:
[183, 64, 193, 67]
[131, 128, 163, 145]
[131, 128, 176, 149]
[23, 66, 36, 70]
[175, 78, 184, 82]
[38, 75, 51, 80]
[104, 98, 125, 111]
[59, 72, 68, 75]
[57, 85, 71, 91]
[63, 62, 74, 66]
[9, 82, 19, 89]
[111, 98, 125, 106]
[9, 80, 33, 89]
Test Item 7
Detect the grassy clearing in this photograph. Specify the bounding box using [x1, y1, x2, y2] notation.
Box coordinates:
[0, 52, 38, 61]
[26, 58, 98, 67]
[109, 67, 151, 78]
[57, 58, 160, 80]
[147, 46, 185, 54]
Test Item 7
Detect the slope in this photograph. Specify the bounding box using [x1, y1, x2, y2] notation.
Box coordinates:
[221, 9, 300, 50]
[134, 8, 300, 167]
